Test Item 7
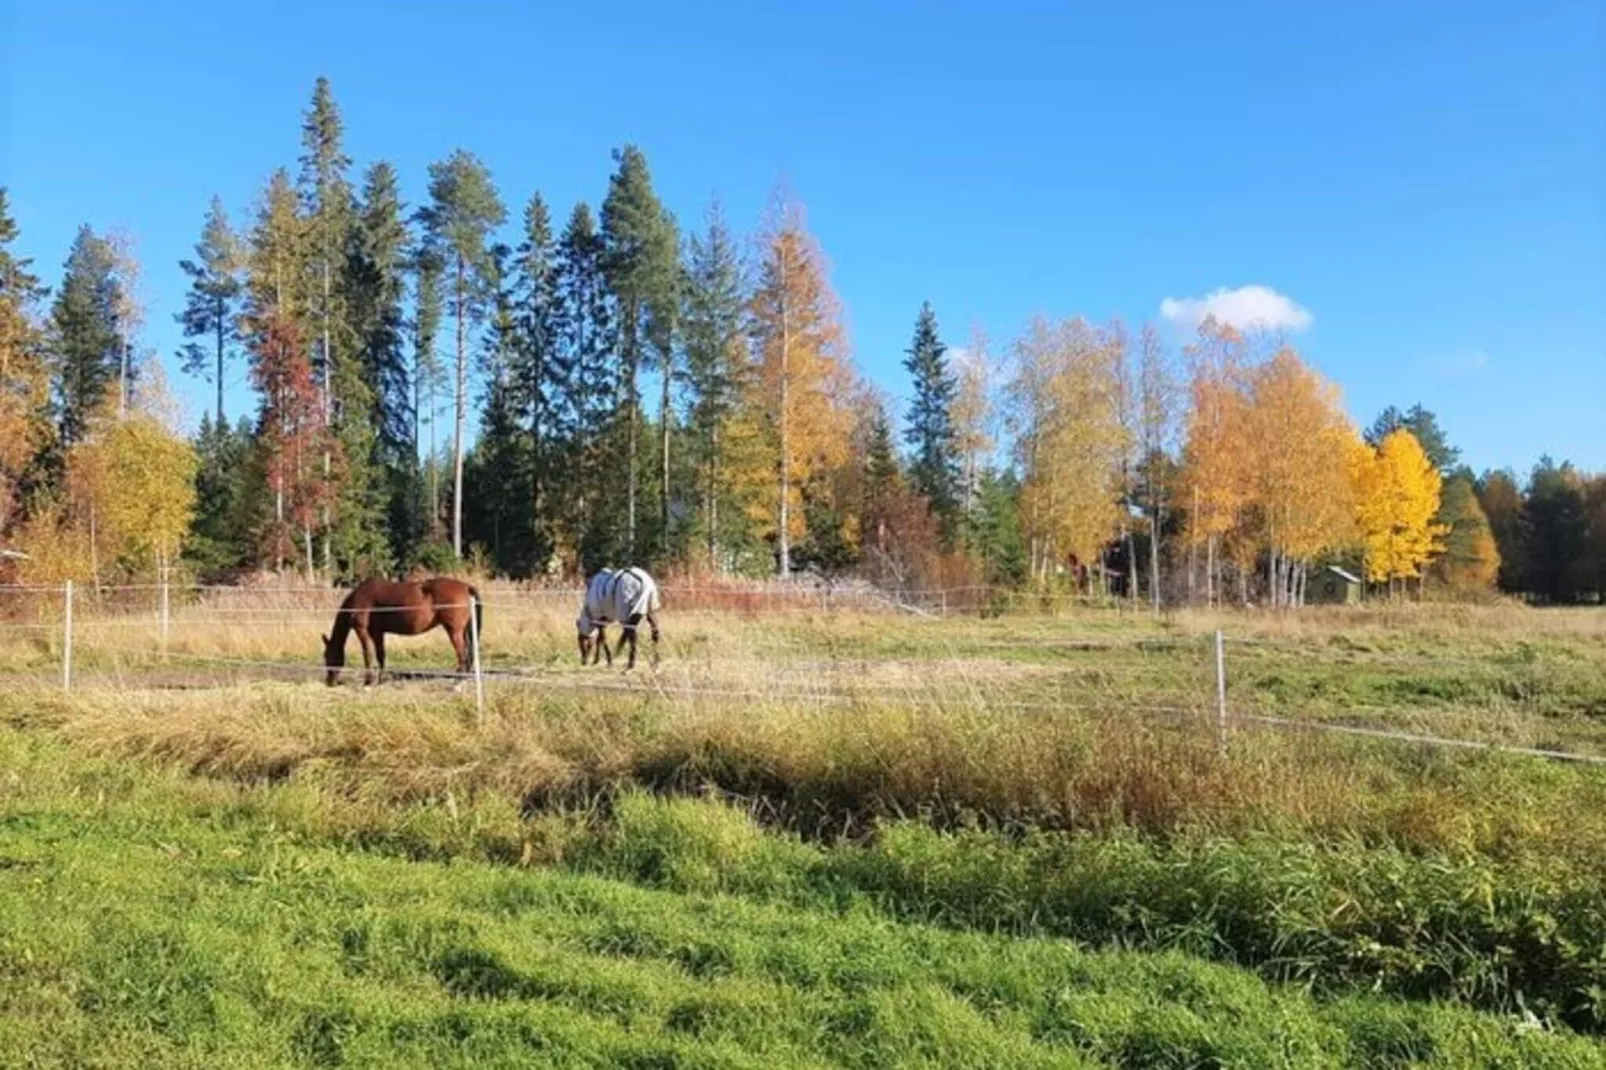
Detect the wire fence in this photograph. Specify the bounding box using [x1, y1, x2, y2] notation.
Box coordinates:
[3, 580, 1604, 767]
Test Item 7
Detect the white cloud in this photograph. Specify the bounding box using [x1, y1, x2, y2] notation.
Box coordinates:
[1159, 285, 1313, 333]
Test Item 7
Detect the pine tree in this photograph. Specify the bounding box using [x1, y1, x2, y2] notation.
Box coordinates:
[902, 301, 960, 535]
[509, 193, 559, 570]
[49, 226, 124, 448]
[418, 150, 506, 558]
[680, 199, 747, 568]
[601, 146, 678, 557]
[0, 188, 51, 535]
[411, 247, 445, 548]
[175, 196, 243, 426]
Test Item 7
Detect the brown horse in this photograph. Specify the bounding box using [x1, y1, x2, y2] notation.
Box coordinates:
[323, 577, 483, 686]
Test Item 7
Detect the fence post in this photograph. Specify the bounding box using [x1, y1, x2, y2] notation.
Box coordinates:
[468, 594, 484, 718]
[1214, 629, 1227, 755]
[62, 580, 74, 693]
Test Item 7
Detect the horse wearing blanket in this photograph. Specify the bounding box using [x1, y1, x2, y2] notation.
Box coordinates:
[577, 567, 662, 669]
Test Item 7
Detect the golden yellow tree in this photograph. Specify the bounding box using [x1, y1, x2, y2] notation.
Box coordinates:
[951, 325, 995, 518]
[746, 193, 857, 575]
[1243, 347, 1358, 606]
[1008, 316, 1129, 584]
[1353, 428, 1447, 592]
[61, 401, 198, 583]
[1178, 317, 1251, 604]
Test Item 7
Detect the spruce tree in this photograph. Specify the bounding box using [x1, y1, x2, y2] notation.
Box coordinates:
[347, 162, 412, 570]
[680, 200, 746, 567]
[466, 244, 531, 573]
[186, 414, 254, 579]
[175, 196, 243, 426]
[601, 146, 677, 556]
[902, 301, 960, 535]
[554, 202, 618, 570]
[297, 77, 354, 571]
[510, 193, 559, 570]
[861, 402, 901, 557]
[418, 150, 506, 558]
[49, 226, 123, 447]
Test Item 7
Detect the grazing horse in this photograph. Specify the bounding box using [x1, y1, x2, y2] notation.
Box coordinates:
[577, 567, 662, 669]
[323, 577, 483, 686]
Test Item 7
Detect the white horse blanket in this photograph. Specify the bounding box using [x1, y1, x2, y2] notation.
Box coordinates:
[577, 568, 660, 636]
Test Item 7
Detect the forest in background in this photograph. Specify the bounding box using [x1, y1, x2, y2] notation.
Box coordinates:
[2, 79, 1603, 605]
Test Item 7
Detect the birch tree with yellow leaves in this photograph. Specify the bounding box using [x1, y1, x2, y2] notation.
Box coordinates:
[1243, 347, 1358, 606]
[746, 193, 858, 576]
[1353, 428, 1448, 594]
[1178, 318, 1251, 605]
[1007, 316, 1129, 585]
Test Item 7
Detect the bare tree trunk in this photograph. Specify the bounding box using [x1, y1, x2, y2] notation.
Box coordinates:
[660, 358, 671, 557]
[452, 255, 466, 558]
[215, 307, 226, 426]
[1206, 535, 1216, 608]
[1149, 508, 1162, 614]
[706, 426, 719, 571]
[321, 258, 332, 575]
[776, 266, 791, 579]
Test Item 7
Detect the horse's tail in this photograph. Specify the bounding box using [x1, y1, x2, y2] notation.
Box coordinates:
[469, 585, 484, 639]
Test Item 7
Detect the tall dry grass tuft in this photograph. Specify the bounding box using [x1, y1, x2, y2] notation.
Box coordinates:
[30, 681, 1606, 868]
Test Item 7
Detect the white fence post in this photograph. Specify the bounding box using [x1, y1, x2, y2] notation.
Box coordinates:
[62, 580, 74, 693]
[468, 595, 484, 718]
[1214, 629, 1228, 755]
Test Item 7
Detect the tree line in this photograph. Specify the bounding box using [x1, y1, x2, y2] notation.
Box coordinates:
[1, 78, 1602, 604]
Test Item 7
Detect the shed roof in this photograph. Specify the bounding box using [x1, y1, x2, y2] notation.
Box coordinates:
[1323, 564, 1362, 585]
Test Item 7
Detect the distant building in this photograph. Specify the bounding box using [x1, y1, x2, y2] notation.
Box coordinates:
[1308, 564, 1363, 605]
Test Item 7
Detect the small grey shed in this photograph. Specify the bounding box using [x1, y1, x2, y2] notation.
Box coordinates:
[1308, 565, 1363, 605]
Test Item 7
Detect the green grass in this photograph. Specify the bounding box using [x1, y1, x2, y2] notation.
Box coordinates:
[2, 731, 1601, 1069]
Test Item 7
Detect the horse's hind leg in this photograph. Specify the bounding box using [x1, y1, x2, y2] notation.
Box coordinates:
[448, 626, 469, 676]
[373, 632, 386, 684]
[356, 627, 375, 687]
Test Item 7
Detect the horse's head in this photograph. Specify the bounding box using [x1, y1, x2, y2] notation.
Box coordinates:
[322, 632, 344, 686]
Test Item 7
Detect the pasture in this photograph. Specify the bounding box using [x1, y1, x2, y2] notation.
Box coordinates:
[2, 585, 1605, 1067]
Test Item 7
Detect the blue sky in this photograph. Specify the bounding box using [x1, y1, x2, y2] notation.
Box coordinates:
[2, 0, 1601, 474]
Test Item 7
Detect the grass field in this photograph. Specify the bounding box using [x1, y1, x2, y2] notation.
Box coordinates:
[2, 592, 1605, 1066]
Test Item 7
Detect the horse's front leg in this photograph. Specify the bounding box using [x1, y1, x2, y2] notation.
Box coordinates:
[623, 618, 640, 671]
[356, 627, 375, 687]
[372, 632, 387, 685]
[599, 626, 613, 667]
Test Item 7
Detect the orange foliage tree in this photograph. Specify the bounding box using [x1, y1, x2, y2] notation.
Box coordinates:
[746, 193, 858, 576]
